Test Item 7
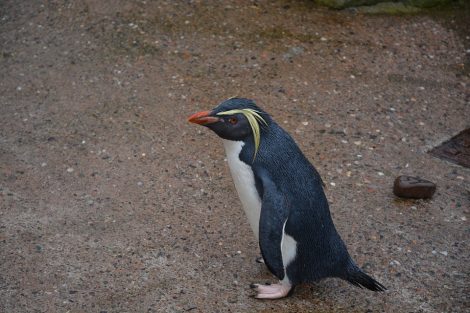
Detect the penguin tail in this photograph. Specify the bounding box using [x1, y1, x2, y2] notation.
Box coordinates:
[344, 261, 387, 292]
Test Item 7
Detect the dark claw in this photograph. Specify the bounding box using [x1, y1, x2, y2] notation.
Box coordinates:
[250, 283, 258, 289]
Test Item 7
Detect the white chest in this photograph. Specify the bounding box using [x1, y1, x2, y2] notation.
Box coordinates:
[223, 140, 262, 239]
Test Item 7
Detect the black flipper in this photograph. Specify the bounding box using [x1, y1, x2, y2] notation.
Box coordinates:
[257, 170, 289, 280]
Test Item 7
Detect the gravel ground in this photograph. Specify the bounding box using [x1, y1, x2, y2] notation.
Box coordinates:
[0, 1, 469, 312]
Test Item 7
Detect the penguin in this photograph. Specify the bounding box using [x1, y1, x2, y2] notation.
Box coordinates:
[188, 98, 386, 299]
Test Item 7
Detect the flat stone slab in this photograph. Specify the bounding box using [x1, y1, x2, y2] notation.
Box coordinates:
[393, 176, 437, 199]
[429, 128, 470, 168]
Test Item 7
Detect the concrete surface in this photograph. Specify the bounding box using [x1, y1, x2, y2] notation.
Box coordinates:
[0, 1, 469, 312]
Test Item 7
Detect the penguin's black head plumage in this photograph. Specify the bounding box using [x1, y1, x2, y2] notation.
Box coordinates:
[188, 98, 271, 142]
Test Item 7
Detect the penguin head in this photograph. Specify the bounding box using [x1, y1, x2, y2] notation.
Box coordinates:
[188, 98, 270, 143]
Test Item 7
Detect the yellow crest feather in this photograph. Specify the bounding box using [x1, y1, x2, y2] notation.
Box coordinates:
[216, 108, 267, 160]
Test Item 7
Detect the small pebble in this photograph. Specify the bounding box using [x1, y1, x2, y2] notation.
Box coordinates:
[66, 168, 74, 173]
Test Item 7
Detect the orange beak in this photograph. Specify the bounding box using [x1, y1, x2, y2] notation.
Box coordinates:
[187, 110, 220, 125]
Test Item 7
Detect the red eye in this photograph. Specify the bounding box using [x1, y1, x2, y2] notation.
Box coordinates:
[228, 117, 238, 125]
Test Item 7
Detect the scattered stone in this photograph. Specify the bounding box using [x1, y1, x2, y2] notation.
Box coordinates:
[393, 176, 436, 199]
[282, 46, 304, 60]
[66, 167, 74, 173]
[389, 260, 400, 266]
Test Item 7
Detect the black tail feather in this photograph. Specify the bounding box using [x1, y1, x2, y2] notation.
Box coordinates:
[345, 263, 386, 292]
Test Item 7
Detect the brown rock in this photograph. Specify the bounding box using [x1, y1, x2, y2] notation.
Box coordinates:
[393, 176, 436, 199]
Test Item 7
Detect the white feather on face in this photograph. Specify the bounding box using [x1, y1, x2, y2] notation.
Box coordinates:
[223, 140, 262, 239]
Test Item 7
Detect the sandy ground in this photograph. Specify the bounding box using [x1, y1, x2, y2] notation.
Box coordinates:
[1, 1, 469, 312]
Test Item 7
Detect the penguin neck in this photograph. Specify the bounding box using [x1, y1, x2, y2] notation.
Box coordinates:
[222, 140, 262, 239]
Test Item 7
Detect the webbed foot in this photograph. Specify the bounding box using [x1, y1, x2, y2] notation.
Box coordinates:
[250, 281, 292, 299]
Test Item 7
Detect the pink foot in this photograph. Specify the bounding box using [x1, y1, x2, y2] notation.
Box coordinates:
[250, 282, 292, 299]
